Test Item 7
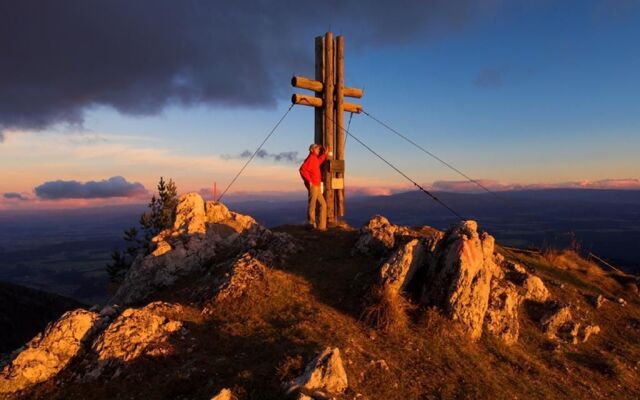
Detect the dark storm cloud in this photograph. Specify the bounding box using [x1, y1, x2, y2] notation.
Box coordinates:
[3, 192, 29, 201]
[474, 68, 504, 88]
[34, 176, 147, 200]
[223, 149, 301, 163]
[0, 1, 484, 138]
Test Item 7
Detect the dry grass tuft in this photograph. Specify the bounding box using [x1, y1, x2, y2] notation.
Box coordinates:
[361, 284, 411, 334]
[542, 249, 602, 274]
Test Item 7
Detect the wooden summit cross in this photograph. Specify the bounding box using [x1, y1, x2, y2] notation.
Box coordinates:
[291, 32, 363, 225]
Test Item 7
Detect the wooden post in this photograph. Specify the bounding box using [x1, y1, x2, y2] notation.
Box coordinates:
[291, 32, 363, 227]
[314, 36, 324, 146]
[323, 32, 335, 225]
[335, 35, 345, 218]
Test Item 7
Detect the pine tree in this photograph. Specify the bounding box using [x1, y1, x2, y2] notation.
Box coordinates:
[106, 177, 179, 283]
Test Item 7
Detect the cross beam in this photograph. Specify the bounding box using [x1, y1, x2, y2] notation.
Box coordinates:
[291, 32, 363, 225]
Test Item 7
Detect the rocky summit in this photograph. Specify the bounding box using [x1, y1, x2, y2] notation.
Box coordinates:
[1, 192, 639, 399]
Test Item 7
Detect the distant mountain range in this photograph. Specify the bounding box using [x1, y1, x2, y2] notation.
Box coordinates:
[230, 189, 640, 273]
[0, 188, 637, 306]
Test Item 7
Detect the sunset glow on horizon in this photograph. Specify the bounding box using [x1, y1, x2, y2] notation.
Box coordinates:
[1, 1, 638, 210]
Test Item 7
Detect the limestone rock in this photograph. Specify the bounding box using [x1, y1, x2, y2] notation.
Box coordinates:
[91, 302, 183, 365]
[205, 201, 232, 224]
[213, 252, 268, 302]
[0, 309, 99, 394]
[294, 347, 348, 394]
[112, 231, 217, 305]
[540, 305, 574, 341]
[379, 239, 426, 296]
[210, 388, 235, 400]
[151, 239, 172, 257]
[484, 281, 522, 345]
[422, 220, 499, 340]
[500, 259, 549, 303]
[523, 275, 550, 302]
[111, 193, 299, 305]
[354, 215, 398, 256]
[174, 192, 207, 235]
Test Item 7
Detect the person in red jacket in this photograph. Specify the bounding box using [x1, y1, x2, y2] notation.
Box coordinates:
[299, 143, 331, 230]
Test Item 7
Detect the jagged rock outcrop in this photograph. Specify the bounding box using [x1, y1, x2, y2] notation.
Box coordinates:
[290, 347, 348, 396]
[213, 251, 268, 302]
[421, 220, 500, 340]
[91, 302, 183, 364]
[359, 217, 555, 345]
[0, 310, 99, 394]
[379, 239, 426, 296]
[354, 215, 399, 256]
[112, 193, 299, 305]
[354, 215, 442, 257]
[353, 215, 423, 257]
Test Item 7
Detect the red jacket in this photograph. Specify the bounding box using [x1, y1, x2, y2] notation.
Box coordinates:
[299, 152, 327, 185]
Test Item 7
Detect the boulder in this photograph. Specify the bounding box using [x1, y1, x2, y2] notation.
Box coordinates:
[422, 220, 499, 340]
[523, 275, 550, 302]
[293, 347, 348, 395]
[91, 302, 183, 365]
[0, 309, 99, 394]
[379, 239, 426, 296]
[484, 281, 522, 345]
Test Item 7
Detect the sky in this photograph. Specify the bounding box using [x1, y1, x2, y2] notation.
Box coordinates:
[1, 1, 639, 209]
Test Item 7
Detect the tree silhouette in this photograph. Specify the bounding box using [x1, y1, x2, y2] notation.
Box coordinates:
[106, 177, 178, 283]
